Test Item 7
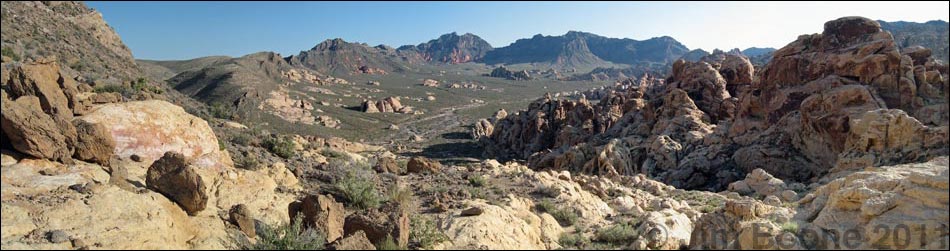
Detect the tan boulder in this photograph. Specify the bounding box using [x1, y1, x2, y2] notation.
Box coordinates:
[229, 204, 256, 238]
[71, 119, 115, 166]
[1, 96, 72, 162]
[343, 202, 409, 248]
[374, 156, 400, 174]
[75, 100, 228, 166]
[329, 230, 376, 250]
[440, 196, 562, 250]
[146, 152, 209, 215]
[288, 194, 346, 242]
[407, 156, 442, 174]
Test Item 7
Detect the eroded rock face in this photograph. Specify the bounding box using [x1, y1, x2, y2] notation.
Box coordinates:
[145, 152, 208, 215]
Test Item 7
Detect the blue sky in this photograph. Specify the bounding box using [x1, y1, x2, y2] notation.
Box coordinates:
[88, 1, 950, 60]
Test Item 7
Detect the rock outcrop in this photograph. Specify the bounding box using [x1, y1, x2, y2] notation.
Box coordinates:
[489, 66, 531, 80]
[361, 96, 415, 114]
[343, 202, 410, 248]
[475, 17, 949, 191]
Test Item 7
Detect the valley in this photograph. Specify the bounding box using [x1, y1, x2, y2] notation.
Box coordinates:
[1, 1, 948, 250]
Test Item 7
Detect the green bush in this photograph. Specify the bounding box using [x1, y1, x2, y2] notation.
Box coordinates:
[1, 47, 19, 61]
[468, 175, 487, 187]
[595, 222, 638, 245]
[234, 153, 261, 170]
[263, 136, 296, 159]
[335, 167, 381, 210]
[93, 84, 129, 94]
[231, 133, 256, 146]
[536, 199, 556, 214]
[781, 221, 799, 234]
[209, 102, 235, 120]
[535, 199, 577, 227]
[245, 215, 325, 250]
[320, 148, 347, 160]
[558, 232, 589, 248]
[410, 215, 448, 249]
[550, 208, 579, 227]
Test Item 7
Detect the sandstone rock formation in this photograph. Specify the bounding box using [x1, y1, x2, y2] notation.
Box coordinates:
[475, 16, 949, 191]
[361, 96, 415, 114]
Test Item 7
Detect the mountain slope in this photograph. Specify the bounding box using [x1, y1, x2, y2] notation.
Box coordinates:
[480, 31, 689, 69]
[879, 20, 949, 62]
[0, 1, 141, 83]
[287, 38, 414, 76]
[399, 32, 494, 64]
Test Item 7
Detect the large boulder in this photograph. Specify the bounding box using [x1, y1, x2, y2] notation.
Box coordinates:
[74, 100, 229, 166]
[343, 202, 410, 248]
[4, 58, 77, 120]
[407, 156, 442, 174]
[145, 152, 209, 215]
[71, 119, 115, 166]
[329, 230, 376, 250]
[229, 204, 256, 238]
[1, 96, 72, 162]
[288, 194, 346, 243]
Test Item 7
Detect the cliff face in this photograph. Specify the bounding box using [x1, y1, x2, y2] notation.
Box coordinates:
[1, 1, 141, 83]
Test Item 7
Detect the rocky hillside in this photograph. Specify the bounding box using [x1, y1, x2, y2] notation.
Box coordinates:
[287, 38, 415, 75]
[475, 17, 949, 191]
[480, 31, 689, 69]
[398, 32, 494, 64]
[880, 20, 949, 62]
[1, 1, 141, 84]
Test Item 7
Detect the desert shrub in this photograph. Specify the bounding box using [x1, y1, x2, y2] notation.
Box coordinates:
[93, 84, 128, 94]
[558, 232, 589, 248]
[536, 184, 560, 198]
[335, 167, 381, 210]
[781, 221, 799, 234]
[263, 136, 296, 159]
[1, 47, 19, 61]
[468, 175, 486, 187]
[387, 182, 415, 212]
[535, 199, 556, 214]
[245, 215, 325, 250]
[132, 77, 148, 92]
[535, 199, 577, 227]
[550, 208, 579, 227]
[320, 148, 347, 160]
[410, 215, 448, 249]
[209, 102, 234, 120]
[595, 222, 638, 245]
[234, 153, 261, 170]
[375, 235, 405, 250]
[231, 133, 256, 146]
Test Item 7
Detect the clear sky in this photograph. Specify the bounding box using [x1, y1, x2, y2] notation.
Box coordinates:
[87, 1, 950, 60]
